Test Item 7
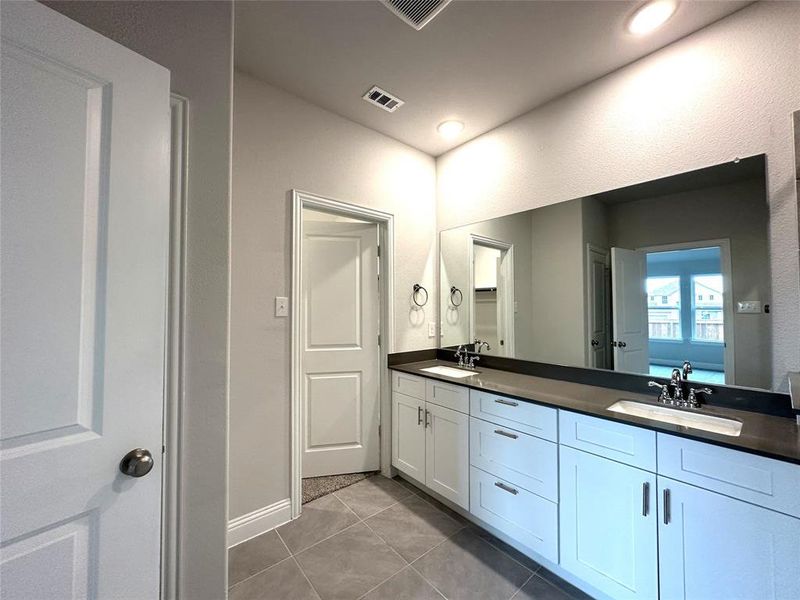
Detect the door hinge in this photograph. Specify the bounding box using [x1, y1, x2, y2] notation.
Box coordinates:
[377, 333, 381, 347]
[377, 244, 381, 257]
[378, 424, 381, 437]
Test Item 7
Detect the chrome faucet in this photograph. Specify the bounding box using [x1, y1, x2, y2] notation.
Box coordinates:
[682, 360, 693, 380]
[670, 368, 684, 403]
[466, 355, 480, 370]
[455, 345, 468, 368]
[648, 369, 711, 408]
[474, 339, 491, 354]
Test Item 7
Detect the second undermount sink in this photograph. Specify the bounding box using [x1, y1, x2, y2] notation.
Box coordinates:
[608, 400, 743, 437]
[420, 365, 480, 379]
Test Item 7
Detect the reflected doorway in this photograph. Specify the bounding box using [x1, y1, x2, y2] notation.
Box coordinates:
[643, 242, 734, 385]
[470, 235, 514, 357]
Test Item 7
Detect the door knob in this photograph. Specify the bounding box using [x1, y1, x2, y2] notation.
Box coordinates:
[119, 448, 154, 477]
[591, 339, 599, 347]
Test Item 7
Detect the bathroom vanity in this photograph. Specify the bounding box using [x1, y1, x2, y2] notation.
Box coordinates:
[389, 359, 800, 600]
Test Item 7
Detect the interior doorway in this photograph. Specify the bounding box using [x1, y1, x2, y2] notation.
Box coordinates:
[470, 235, 514, 357]
[291, 191, 394, 518]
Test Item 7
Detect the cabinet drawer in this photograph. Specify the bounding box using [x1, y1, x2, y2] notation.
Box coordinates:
[470, 417, 558, 502]
[392, 370, 425, 400]
[559, 410, 656, 471]
[470, 390, 557, 441]
[658, 433, 800, 518]
[426, 378, 469, 414]
[470, 466, 558, 564]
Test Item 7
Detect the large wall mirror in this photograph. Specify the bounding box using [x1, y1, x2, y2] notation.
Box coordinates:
[439, 155, 782, 391]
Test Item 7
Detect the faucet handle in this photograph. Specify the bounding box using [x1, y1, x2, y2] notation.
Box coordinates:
[687, 387, 713, 408]
[648, 381, 671, 403]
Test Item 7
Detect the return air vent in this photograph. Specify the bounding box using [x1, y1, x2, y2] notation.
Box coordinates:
[382, 0, 452, 31]
[362, 85, 405, 113]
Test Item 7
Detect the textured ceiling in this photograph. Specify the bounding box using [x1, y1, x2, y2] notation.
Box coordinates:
[235, 1, 751, 156]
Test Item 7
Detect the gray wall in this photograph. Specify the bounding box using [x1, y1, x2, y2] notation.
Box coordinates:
[229, 72, 437, 520]
[530, 200, 586, 366]
[41, 1, 233, 597]
[607, 178, 772, 389]
[437, 1, 800, 390]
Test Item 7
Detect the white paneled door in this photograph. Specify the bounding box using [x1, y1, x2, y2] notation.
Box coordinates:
[0, 3, 170, 599]
[611, 247, 649, 373]
[302, 221, 380, 477]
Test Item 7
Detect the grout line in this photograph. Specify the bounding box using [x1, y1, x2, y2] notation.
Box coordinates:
[227, 555, 296, 592]
[291, 518, 364, 557]
[509, 572, 535, 600]
[290, 554, 323, 600]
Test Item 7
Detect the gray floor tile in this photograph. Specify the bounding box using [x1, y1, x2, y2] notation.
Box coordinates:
[334, 475, 413, 519]
[278, 494, 359, 554]
[392, 476, 423, 496]
[468, 525, 542, 573]
[229, 530, 291, 587]
[361, 567, 443, 600]
[414, 528, 532, 600]
[412, 489, 470, 527]
[537, 569, 594, 600]
[229, 557, 319, 600]
[295, 522, 407, 600]
[512, 574, 573, 600]
[365, 495, 463, 561]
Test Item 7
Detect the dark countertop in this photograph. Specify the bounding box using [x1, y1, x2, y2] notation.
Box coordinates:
[390, 359, 800, 465]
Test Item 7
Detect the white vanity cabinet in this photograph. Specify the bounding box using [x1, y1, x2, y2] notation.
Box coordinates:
[656, 434, 800, 600]
[391, 371, 469, 509]
[469, 390, 560, 563]
[658, 477, 800, 600]
[559, 420, 658, 600]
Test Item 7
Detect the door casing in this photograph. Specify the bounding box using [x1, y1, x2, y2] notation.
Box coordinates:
[290, 190, 395, 519]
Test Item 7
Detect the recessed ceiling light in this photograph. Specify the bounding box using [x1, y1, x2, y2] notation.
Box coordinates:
[437, 120, 464, 139]
[627, 0, 677, 35]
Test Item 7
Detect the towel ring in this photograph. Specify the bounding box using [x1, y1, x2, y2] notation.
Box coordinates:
[412, 284, 428, 307]
[450, 286, 463, 307]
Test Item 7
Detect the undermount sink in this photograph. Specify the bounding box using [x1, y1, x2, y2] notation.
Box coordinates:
[420, 365, 480, 379]
[608, 400, 742, 437]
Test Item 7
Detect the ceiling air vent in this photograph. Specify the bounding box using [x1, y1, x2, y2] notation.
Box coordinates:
[362, 85, 405, 113]
[382, 0, 452, 31]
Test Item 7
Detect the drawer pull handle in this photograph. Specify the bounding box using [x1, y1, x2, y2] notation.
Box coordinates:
[494, 481, 519, 495]
[418, 406, 423, 426]
[494, 398, 518, 407]
[494, 429, 518, 440]
[663, 488, 671, 525]
[642, 482, 649, 516]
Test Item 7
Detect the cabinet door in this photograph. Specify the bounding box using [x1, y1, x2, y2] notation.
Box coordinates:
[391, 392, 425, 481]
[560, 446, 658, 600]
[426, 402, 470, 510]
[658, 477, 800, 600]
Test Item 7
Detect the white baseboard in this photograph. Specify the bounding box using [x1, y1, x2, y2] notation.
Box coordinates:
[227, 498, 292, 548]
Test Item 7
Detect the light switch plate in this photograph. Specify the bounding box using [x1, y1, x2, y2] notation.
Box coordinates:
[275, 296, 289, 317]
[737, 300, 762, 314]
[428, 322, 436, 337]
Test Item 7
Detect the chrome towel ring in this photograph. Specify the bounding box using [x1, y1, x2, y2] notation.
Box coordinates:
[450, 286, 463, 307]
[412, 284, 428, 307]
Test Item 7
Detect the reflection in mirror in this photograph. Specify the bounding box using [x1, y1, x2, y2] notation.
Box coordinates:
[440, 155, 775, 390]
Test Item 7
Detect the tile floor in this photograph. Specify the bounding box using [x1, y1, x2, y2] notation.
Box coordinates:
[228, 475, 593, 600]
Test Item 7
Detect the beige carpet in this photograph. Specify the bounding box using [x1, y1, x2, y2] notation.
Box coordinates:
[302, 471, 378, 504]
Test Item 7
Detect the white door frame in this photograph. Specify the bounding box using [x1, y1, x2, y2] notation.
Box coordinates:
[468, 234, 514, 356]
[291, 190, 394, 519]
[638, 238, 735, 385]
[162, 93, 188, 600]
